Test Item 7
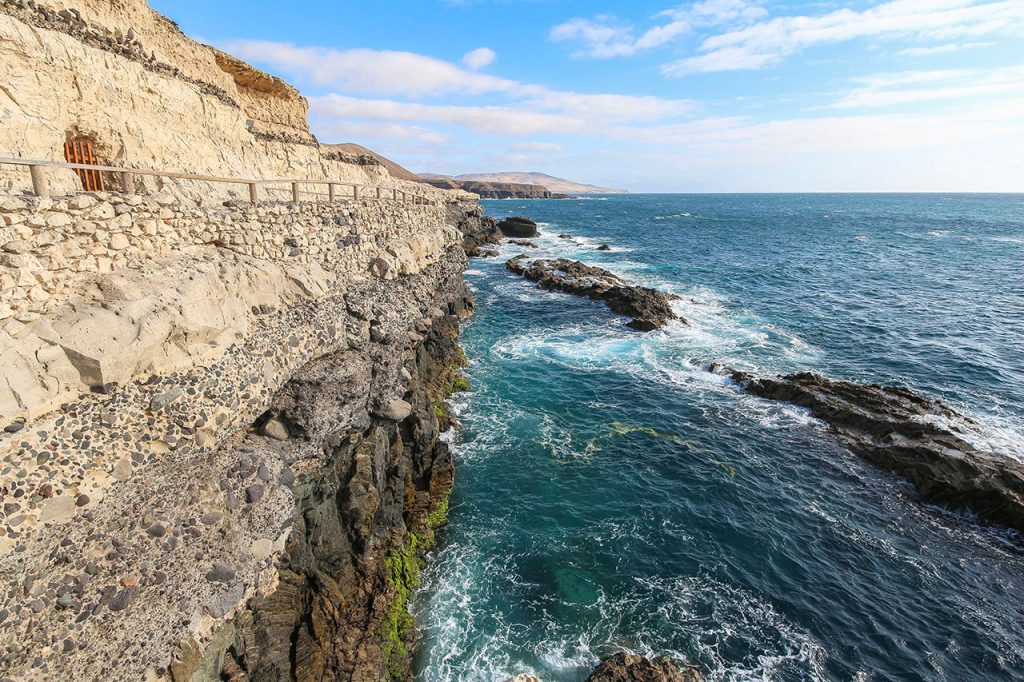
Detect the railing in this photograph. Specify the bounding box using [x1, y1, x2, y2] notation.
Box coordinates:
[0, 157, 439, 206]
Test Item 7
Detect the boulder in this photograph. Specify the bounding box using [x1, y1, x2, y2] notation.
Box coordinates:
[497, 216, 540, 238]
[377, 399, 413, 422]
[586, 653, 703, 681]
[261, 418, 289, 441]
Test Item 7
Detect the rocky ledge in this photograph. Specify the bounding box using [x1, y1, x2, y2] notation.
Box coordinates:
[448, 200, 501, 257]
[506, 256, 682, 331]
[586, 653, 703, 681]
[717, 367, 1024, 533]
[506, 653, 702, 682]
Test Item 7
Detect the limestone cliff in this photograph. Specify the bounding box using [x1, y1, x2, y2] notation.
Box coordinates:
[0, 0, 423, 199]
[0, 2, 480, 679]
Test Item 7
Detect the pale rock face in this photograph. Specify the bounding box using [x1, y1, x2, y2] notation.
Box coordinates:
[0, 1, 423, 201]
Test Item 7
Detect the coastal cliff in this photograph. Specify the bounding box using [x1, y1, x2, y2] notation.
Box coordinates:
[0, 186, 476, 681]
[0, 1, 479, 679]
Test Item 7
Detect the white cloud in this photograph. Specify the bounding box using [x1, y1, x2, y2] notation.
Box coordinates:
[897, 40, 994, 56]
[510, 142, 566, 154]
[312, 95, 587, 136]
[550, 0, 765, 58]
[462, 47, 496, 70]
[315, 121, 451, 145]
[664, 0, 1024, 75]
[827, 65, 1024, 108]
[222, 40, 517, 97]
[222, 39, 695, 122]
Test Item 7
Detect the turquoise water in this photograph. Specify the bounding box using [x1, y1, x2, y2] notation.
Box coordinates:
[413, 194, 1024, 682]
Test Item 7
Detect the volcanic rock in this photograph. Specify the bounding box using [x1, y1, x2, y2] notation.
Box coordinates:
[720, 368, 1024, 532]
[497, 216, 540, 238]
[586, 653, 703, 681]
[506, 256, 682, 331]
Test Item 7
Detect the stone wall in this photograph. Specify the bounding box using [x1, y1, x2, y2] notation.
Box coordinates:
[0, 189, 461, 422]
[0, 191, 448, 324]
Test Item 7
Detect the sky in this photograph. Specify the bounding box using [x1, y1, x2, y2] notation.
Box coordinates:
[150, 0, 1024, 192]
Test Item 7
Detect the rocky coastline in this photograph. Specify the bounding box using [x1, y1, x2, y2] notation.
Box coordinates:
[715, 367, 1024, 533]
[506, 256, 682, 331]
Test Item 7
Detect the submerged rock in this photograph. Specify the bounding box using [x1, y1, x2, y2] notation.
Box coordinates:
[719, 367, 1024, 532]
[498, 216, 540, 238]
[509, 239, 538, 248]
[506, 256, 682, 331]
[586, 653, 703, 681]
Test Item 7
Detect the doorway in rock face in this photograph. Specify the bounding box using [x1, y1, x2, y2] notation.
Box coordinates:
[64, 139, 106, 191]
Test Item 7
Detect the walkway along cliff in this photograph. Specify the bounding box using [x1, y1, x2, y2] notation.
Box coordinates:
[0, 0, 486, 679]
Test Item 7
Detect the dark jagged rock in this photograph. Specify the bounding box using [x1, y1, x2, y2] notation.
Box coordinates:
[586, 653, 703, 682]
[719, 367, 1024, 532]
[506, 256, 683, 331]
[498, 216, 540, 238]
[509, 239, 538, 248]
[448, 201, 501, 256]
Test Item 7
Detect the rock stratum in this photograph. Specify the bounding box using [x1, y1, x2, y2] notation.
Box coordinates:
[0, 187, 477, 681]
[717, 368, 1024, 533]
[506, 256, 682, 331]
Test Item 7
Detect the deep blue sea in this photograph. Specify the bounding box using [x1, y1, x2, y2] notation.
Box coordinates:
[413, 194, 1024, 682]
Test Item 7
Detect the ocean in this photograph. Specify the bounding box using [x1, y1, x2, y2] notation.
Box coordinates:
[412, 194, 1024, 682]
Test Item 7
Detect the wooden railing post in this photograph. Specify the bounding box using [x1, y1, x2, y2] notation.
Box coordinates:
[353, 185, 360, 201]
[122, 171, 136, 195]
[29, 165, 49, 198]
[376, 187, 382, 200]
[328, 183, 336, 202]
[291, 182, 300, 202]
[248, 182, 258, 203]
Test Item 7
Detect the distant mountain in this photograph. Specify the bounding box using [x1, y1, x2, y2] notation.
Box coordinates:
[420, 172, 628, 195]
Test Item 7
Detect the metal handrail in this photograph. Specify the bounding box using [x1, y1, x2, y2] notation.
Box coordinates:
[0, 156, 438, 206]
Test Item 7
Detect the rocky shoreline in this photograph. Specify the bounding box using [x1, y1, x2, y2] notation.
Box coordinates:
[506, 256, 682, 331]
[715, 367, 1024, 533]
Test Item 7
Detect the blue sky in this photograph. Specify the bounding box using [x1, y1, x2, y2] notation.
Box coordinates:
[151, 0, 1024, 192]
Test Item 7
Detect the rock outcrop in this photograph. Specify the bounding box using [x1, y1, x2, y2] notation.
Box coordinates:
[586, 653, 703, 682]
[497, 216, 540, 238]
[506, 256, 682, 331]
[0, 3, 482, 678]
[719, 368, 1024, 532]
[448, 197, 501, 257]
